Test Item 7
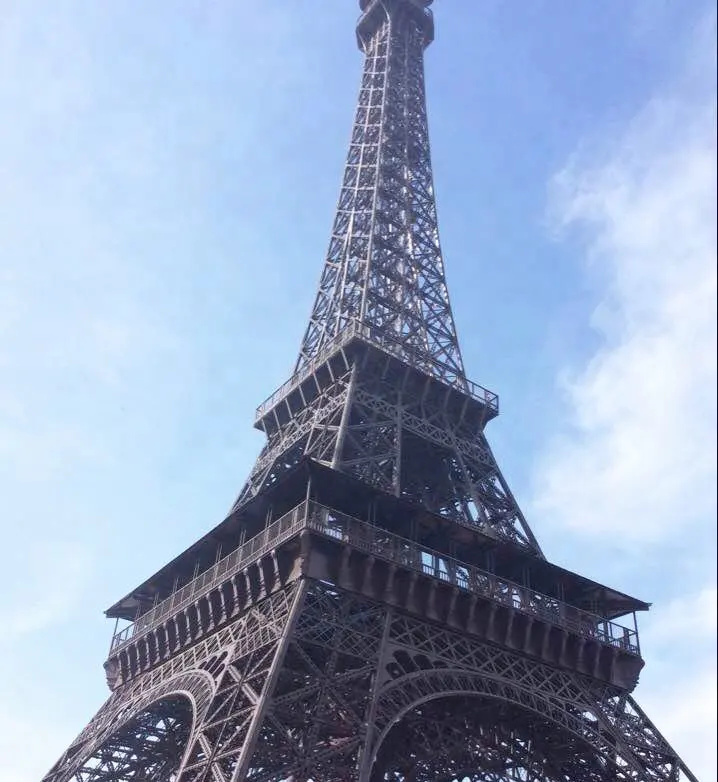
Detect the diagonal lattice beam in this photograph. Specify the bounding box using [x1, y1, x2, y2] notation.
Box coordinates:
[296, 1, 465, 388]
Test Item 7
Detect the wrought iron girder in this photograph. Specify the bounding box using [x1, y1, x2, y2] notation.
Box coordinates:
[351, 382, 539, 548]
[239, 347, 542, 551]
[372, 696, 610, 782]
[297, 4, 465, 387]
[44, 587, 299, 781]
[44, 1, 698, 781]
[236, 369, 352, 505]
[45, 581, 696, 782]
[70, 699, 192, 782]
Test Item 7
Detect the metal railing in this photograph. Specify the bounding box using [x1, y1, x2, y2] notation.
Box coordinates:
[304, 503, 639, 655]
[254, 325, 359, 423]
[254, 319, 498, 424]
[109, 503, 307, 653]
[109, 500, 639, 657]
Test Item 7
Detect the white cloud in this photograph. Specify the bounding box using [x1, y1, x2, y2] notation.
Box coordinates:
[532, 11, 716, 780]
[641, 586, 717, 647]
[644, 669, 717, 782]
[533, 12, 717, 544]
[639, 585, 717, 781]
[0, 542, 91, 644]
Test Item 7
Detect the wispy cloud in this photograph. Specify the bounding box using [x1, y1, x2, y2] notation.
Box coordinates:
[641, 586, 717, 647]
[0, 6, 202, 774]
[644, 670, 717, 780]
[532, 10, 716, 779]
[639, 585, 717, 777]
[0, 542, 91, 643]
[0, 4, 310, 777]
[533, 11, 717, 546]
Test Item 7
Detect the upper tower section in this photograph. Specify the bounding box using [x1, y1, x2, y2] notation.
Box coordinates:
[357, 0, 435, 48]
[296, 0, 465, 389]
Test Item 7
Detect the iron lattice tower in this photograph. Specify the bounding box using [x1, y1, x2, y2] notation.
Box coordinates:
[44, 2, 698, 781]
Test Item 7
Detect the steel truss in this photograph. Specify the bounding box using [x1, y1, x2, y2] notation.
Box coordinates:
[297, 0, 463, 387]
[232, 0, 541, 553]
[239, 350, 540, 553]
[68, 697, 192, 781]
[44, 581, 696, 782]
[43, 2, 698, 781]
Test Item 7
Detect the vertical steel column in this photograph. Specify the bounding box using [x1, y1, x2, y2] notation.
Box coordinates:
[356, 607, 393, 781]
[229, 579, 310, 781]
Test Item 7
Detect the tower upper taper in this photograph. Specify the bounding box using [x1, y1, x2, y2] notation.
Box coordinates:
[298, 0, 458, 384]
[357, 0, 435, 49]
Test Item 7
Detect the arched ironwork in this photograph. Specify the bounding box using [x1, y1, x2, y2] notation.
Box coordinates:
[70, 695, 194, 782]
[371, 692, 618, 781]
[41, 2, 698, 780]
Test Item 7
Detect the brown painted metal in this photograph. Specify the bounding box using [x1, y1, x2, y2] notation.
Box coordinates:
[43, 2, 697, 780]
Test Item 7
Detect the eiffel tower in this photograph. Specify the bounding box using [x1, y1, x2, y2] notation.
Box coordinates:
[44, 2, 699, 780]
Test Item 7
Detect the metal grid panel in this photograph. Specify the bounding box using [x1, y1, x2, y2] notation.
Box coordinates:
[296, 5, 464, 387]
[42, 2, 697, 781]
[44, 582, 697, 782]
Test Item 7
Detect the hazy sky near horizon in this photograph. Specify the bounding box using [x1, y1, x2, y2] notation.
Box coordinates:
[0, 1, 716, 779]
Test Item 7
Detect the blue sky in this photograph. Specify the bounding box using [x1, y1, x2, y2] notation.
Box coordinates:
[1, 1, 715, 779]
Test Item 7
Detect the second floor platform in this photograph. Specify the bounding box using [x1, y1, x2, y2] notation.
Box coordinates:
[105, 462, 648, 692]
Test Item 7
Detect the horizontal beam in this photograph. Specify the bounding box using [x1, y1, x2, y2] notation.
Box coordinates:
[254, 319, 499, 428]
[108, 500, 641, 661]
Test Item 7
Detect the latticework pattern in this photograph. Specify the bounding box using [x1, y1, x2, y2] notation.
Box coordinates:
[42, 2, 698, 781]
[45, 582, 696, 782]
[297, 1, 464, 387]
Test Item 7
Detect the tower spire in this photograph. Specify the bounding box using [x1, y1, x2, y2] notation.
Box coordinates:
[297, 0, 465, 389]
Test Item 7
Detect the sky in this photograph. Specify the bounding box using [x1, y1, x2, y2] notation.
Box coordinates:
[0, 1, 715, 780]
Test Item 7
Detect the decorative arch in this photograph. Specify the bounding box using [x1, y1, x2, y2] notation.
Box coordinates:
[48, 669, 216, 782]
[368, 669, 638, 781]
[70, 694, 194, 781]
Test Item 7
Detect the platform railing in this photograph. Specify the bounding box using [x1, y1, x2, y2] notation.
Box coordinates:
[304, 503, 639, 655]
[109, 502, 307, 653]
[254, 318, 499, 424]
[109, 500, 639, 657]
[254, 325, 359, 423]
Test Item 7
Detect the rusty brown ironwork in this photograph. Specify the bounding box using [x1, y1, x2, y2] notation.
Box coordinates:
[43, 2, 697, 780]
